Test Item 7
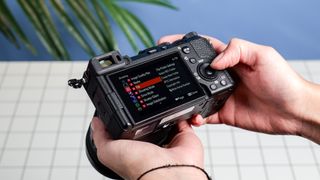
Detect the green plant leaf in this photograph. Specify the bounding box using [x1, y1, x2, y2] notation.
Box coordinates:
[77, 0, 113, 52]
[50, 0, 95, 56]
[17, 0, 60, 59]
[102, 0, 139, 52]
[0, 14, 19, 48]
[124, 10, 154, 46]
[117, 0, 177, 10]
[115, 5, 154, 47]
[66, 0, 110, 52]
[35, 0, 69, 60]
[92, 0, 118, 50]
[0, 0, 36, 53]
[1, 0, 177, 59]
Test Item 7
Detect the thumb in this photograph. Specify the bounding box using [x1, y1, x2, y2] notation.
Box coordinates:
[177, 119, 193, 133]
[91, 117, 112, 149]
[211, 38, 259, 70]
[91, 117, 118, 167]
[168, 120, 202, 149]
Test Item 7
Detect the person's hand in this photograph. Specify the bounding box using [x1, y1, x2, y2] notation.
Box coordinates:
[91, 117, 207, 180]
[158, 35, 320, 143]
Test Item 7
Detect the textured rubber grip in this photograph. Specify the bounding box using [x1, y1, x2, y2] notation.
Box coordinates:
[190, 38, 216, 60]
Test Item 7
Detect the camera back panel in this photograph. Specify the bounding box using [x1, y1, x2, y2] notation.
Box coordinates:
[82, 32, 235, 140]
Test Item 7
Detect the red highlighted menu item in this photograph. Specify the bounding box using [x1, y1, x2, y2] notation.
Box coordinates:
[135, 77, 162, 90]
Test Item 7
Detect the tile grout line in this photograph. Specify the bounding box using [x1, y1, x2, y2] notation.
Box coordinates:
[230, 128, 242, 180]
[74, 62, 91, 180]
[1, 73, 80, 77]
[256, 133, 269, 180]
[302, 61, 320, 176]
[307, 141, 320, 177]
[0, 130, 86, 134]
[2, 163, 318, 169]
[0, 63, 30, 167]
[205, 126, 214, 177]
[74, 100, 90, 180]
[0, 114, 95, 118]
[47, 63, 74, 180]
[0, 145, 315, 151]
[0, 163, 314, 169]
[282, 136, 297, 180]
[0, 62, 9, 86]
[1, 165, 92, 169]
[0, 100, 88, 103]
[0, 147, 86, 151]
[19, 62, 52, 180]
[0, 62, 9, 155]
[0, 86, 73, 90]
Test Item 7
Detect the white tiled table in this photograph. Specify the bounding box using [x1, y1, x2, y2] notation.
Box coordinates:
[0, 61, 319, 180]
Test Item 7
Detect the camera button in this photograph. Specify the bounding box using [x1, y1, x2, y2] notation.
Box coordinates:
[189, 58, 197, 64]
[182, 46, 191, 54]
[210, 84, 217, 90]
[147, 49, 157, 54]
[220, 80, 227, 86]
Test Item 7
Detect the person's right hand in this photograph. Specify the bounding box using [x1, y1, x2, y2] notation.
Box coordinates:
[159, 35, 320, 143]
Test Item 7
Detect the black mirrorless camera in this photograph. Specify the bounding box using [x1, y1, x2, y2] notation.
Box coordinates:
[68, 32, 235, 179]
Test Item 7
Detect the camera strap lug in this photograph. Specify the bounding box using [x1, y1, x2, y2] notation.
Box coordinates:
[68, 77, 87, 89]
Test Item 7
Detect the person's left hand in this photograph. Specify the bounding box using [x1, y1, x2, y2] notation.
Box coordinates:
[91, 117, 205, 180]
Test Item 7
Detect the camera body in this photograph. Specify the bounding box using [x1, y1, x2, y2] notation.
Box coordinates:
[83, 32, 235, 143]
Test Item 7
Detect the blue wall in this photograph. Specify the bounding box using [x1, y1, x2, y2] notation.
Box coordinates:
[1, 0, 320, 60]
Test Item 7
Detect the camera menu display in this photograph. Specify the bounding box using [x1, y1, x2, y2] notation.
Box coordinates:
[109, 53, 205, 123]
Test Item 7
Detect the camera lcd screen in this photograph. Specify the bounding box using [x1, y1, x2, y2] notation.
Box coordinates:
[109, 52, 205, 123]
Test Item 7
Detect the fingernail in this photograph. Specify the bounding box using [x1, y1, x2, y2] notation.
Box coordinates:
[198, 118, 205, 125]
[194, 115, 203, 125]
[91, 120, 96, 131]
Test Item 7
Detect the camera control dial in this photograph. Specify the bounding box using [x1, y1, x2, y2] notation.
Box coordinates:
[197, 62, 217, 81]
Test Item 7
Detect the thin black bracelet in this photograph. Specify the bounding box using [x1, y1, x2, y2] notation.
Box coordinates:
[137, 164, 212, 180]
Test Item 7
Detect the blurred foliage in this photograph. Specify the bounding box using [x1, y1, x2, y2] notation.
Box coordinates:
[0, 0, 176, 60]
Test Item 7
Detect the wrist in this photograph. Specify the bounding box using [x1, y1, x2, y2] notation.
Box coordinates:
[297, 81, 320, 144]
[138, 165, 209, 180]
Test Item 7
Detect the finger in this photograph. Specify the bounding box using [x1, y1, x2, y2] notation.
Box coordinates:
[177, 120, 193, 132]
[91, 118, 120, 170]
[201, 35, 227, 53]
[157, 34, 184, 44]
[169, 121, 202, 148]
[157, 34, 227, 53]
[211, 38, 258, 70]
[91, 117, 112, 149]
[168, 121, 204, 164]
[203, 113, 221, 124]
[191, 113, 221, 125]
[190, 114, 205, 127]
